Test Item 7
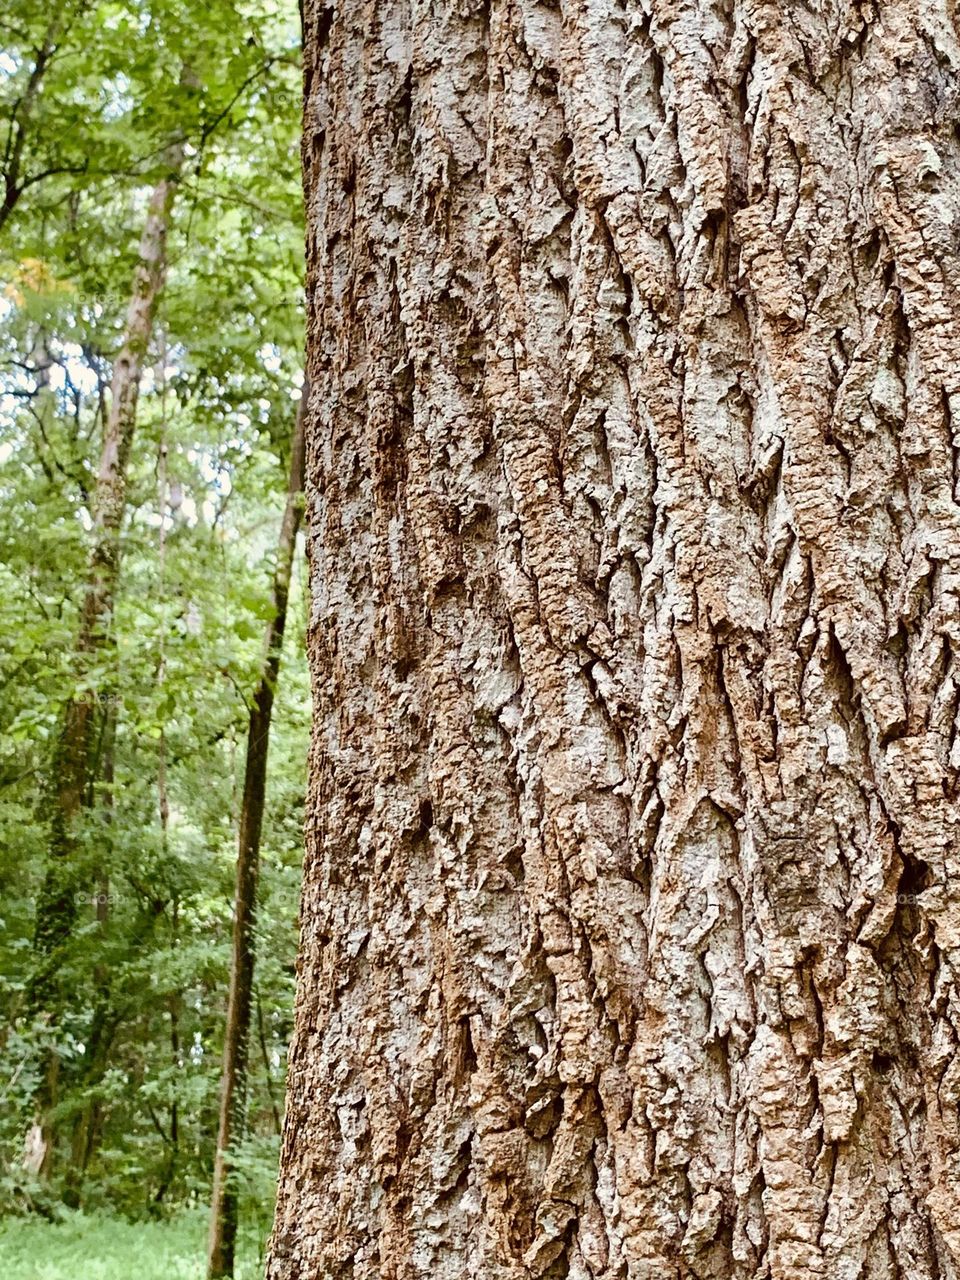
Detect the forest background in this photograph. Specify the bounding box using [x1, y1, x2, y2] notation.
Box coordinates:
[0, 2, 307, 1276]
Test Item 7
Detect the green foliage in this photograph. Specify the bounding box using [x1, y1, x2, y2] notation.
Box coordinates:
[0, 0, 305, 1255]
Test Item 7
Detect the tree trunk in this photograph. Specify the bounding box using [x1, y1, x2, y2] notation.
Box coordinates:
[207, 385, 307, 1279]
[27, 140, 184, 1177]
[62, 706, 116, 1209]
[270, 4, 960, 1279]
[0, 18, 60, 238]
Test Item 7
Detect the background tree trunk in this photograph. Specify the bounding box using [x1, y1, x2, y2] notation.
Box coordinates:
[207, 386, 307, 1278]
[27, 140, 184, 1179]
[0, 17, 61, 236]
[270, 3, 960, 1278]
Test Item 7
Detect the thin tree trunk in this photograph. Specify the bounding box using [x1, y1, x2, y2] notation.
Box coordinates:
[61, 399, 174, 1204]
[155, 898, 181, 1206]
[255, 987, 282, 1137]
[270, 4, 960, 1279]
[27, 139, 184, 1179]
[62, 1002, 117, 1204]
[155, 403, 183, 1205]
[0, 17, 60, 238]
[207, 385, 307, 1279]
[62, 707, 115, 1208]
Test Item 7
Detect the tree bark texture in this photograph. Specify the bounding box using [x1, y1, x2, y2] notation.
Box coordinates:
[207, 386, 307, 1278]
[271, 3, 960, 1278]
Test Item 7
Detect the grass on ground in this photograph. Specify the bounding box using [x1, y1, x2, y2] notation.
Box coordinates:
[0, 1209, 267, 1280]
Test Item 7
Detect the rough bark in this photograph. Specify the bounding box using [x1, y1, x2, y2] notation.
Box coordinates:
[270, 3, 960, 1278]
[207, 386, 307, 1278]
[27, 141, 184, 1176]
